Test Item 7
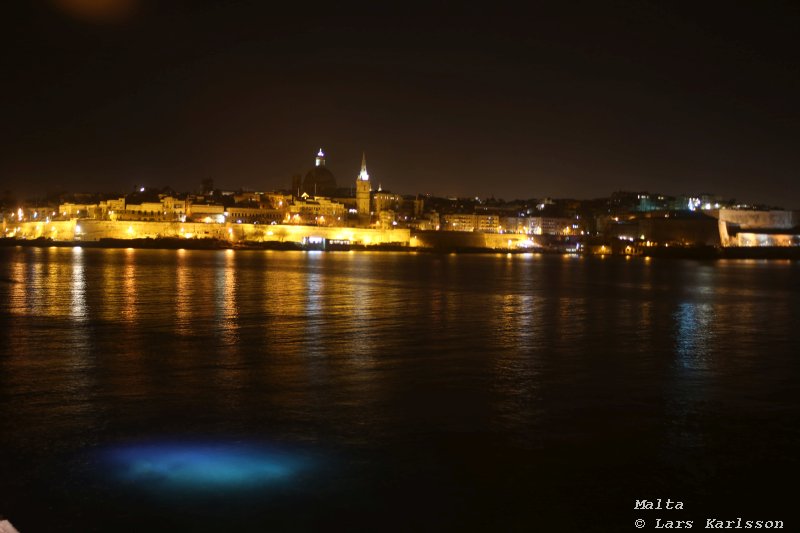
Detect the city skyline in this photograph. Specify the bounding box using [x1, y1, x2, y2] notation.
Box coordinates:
[2, 146, 793, 212]
[2, 2, 799, 207]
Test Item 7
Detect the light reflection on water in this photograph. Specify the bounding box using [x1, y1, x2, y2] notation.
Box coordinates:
[175, 249, 192, 336]
[215, 249, 239, 347]
[100, 440, 311, 492]
[122, 249, 138, 323]
[70, 248, 86, 321]
[0, 249, 799, 531]
[674, 302, 714, 371]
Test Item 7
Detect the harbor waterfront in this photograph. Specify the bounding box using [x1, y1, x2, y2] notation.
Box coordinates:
[4, 219, 538, 251]
[4, 221, 800, 259]
[4, 150, 800, 257]
[4, 149, 799, 256]
[1, 247, 799, 531]
[6, 219, 413, 247]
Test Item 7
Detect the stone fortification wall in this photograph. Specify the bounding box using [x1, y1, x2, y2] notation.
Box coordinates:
[10, 220, 225, 241]
[410, 230, 536, 250]
[11, 220, 410, 246]
[234, 224, 410, 245]
[715, 209, 798, 247]
[716, 208, 794, 230]
[732, 233, 800, 247]
[8, 220, 76, 240]
[10, 220, 544, 249]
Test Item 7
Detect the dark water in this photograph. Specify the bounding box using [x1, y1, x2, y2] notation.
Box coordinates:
[1, 247, 799, 532]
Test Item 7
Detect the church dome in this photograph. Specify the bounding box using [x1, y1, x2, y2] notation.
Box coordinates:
[302, 166, 337, 197]
[302, 149, 337, 197]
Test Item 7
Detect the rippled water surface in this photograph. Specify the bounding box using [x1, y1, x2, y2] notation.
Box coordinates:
[1, 247, 799, 531]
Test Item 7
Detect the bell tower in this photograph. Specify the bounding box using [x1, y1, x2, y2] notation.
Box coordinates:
[356, 152, 371, 219]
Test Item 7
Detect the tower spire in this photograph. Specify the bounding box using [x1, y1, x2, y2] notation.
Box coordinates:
[358, 152, 369, 181]
[356, 150, 371, 218]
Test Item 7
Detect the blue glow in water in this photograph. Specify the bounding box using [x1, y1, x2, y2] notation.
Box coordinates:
[102, 441, 310, 491]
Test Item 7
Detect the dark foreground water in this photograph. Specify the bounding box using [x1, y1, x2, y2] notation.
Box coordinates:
[1, 247, 799, 532]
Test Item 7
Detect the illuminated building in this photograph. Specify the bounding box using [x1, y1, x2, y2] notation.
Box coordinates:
[57, 202, 99, 219]
[186, 203, 225, 223]
[288, 196, 347, 225]
[526, 216, 577, 235]
[441, 213, 477, 232]
[377, 210, 396, 229]
[441, 213, 501, 233]
[226, 206, 284, 224]
[356, 152, 371, 219]
[373, 190, 403, 215]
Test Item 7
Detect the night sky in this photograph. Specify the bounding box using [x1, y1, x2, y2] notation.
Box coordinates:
[3, 1, 799, 207]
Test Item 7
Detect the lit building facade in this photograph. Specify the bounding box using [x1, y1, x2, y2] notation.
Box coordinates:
[373, 189, 402, 213]
[527, 216, 576, 235]
[287, 196, 347, 225]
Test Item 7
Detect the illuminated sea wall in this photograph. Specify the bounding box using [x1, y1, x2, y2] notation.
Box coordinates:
[6, 219, 77, 240]
[8, 220, 411, 246]
[7, 220, 542, 250]
[716, 209, 800, 247]
[716, 208, 796, 230]
[410, 230, 537, 250]
[17, 219, 797, 250]
[236, 224, 410, 245]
